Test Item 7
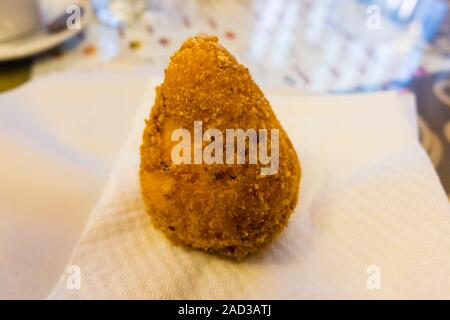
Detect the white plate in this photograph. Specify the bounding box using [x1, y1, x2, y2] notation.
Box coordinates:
[0, 4, 91, 62]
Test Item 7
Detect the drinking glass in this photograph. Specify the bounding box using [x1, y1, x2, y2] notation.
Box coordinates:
[92, 0, 148, 27]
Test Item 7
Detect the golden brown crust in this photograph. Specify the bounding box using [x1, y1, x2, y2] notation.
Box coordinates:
[140, 35, 301, 259]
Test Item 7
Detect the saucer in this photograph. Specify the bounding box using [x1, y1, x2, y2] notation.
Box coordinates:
[0, 4, 91, 62]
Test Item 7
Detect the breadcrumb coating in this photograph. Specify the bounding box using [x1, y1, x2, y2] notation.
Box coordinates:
[140, 35, 301, 259]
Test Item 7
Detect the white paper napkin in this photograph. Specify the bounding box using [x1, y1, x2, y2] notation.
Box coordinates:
[47, 89, 450, 299]
[0, 70, 152, 299]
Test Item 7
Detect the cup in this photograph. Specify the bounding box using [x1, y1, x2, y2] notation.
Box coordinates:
[0, 0, 43, 43]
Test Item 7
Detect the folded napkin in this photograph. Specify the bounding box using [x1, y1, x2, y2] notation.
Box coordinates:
[0, 70, 151, 299]
[46, 88, 450, 299]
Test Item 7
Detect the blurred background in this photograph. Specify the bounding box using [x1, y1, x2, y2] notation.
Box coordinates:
[0, 0, 449, 192]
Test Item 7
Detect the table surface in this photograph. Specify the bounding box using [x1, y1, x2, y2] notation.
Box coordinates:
[0, 0, 449, 196]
